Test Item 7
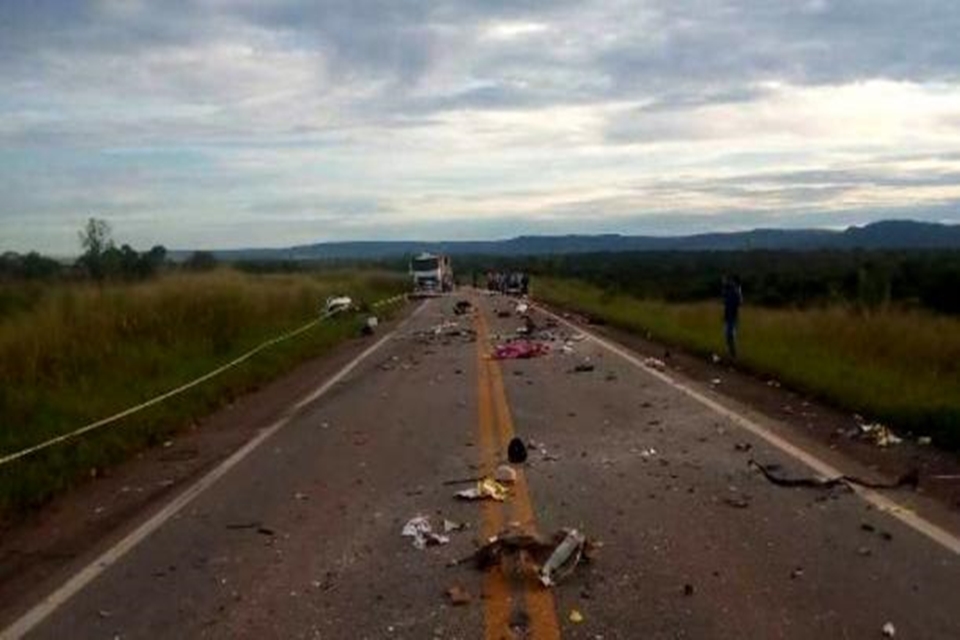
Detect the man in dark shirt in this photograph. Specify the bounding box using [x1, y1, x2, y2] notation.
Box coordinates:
[722, 275, 743, 359]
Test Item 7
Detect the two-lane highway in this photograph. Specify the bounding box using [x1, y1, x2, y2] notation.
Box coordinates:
[5, 295, 959, 639]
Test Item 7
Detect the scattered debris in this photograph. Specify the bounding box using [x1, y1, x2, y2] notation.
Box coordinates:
[766, 379, 781, 388]
[443, 519, 467, 533]
[495, 464, 518, 484]
[360, 316, 379, 336]
[734, 442, 753, 453]
[639, 448, 657, 458]
[572, 363, 595, 373]
[402, 516, 450, 549]
[527, 439, 560, 462]
[858, 422, 903, 447]
[749, 460, 918, 491]
[225, 522, 274, 536]
[453, 300, 473, 315]
[710, 378, 722, 386]
[515, 302, 530, 315]
[457, 526, 597, 587]
[455, 478, 509, 501]
[882, 622, 896, 638]
[493, 341, 549, 360]
[325, 296, 353, 314]
[508, 437, 529, 464]
[711, 353, 721, 364]
[446, 584, 472, 606]
[917, 436, 932, 446]
[540, 529, 587, 587]
[790, 567, 804, 579]
[723, 496, 751, 509]
[643, 357, 667, 371]
[497, 310, 512, 318]
[568, 609, 584, 624]
[683, 584, 695, 596]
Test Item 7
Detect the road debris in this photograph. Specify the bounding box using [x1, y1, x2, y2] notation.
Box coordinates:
[453, 300, 473, 315]
[858, 422, 903, 447]
[643, 357, 667, 371]
[571, 362, 595, 373]
[455, 526, 597, 587]
[455, 478, 509, 501]
[917, 436, 932, 445]
[723, 496, 751, 509]
[508, 437, 528, 463]
[402, 516, 451, 549]
[324, 295, 353, 313]
[446, 584, 472, 606]
[493, 340, 549, 360]
[443, 519, 467, 533]
[568, 609, 584, 623]
[734, 442, 753, 453]
[360, 316, 379, 336]
[882, 622, 896, 637]
[683, 583, 695, 596]
[495, 464, 518, 484]
[749, 460, 918, 491]
[527, 439, 560, 462]
[540, 529, 587, 586]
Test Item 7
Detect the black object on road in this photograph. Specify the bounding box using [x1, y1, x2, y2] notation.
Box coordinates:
[508, 437, 528, 464]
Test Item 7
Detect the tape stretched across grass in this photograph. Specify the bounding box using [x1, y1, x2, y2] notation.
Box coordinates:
[0, 293, 408, 468]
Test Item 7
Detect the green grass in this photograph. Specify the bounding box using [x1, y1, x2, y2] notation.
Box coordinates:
[0, 269, 407, 515]
[536, 277, 960, 450]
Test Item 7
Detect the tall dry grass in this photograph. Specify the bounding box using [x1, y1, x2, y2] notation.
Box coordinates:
[537, 277, 960, 448]
[0, 269, 406, 513]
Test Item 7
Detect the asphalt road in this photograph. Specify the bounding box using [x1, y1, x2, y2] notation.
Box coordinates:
[6, 294, 960, 639]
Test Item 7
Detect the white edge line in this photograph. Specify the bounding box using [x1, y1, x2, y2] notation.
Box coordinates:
[0, 305, 423, 640]
[535, 303, 960, 557]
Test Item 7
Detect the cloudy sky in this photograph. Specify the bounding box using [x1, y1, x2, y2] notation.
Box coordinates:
[3, 0, 960, 253]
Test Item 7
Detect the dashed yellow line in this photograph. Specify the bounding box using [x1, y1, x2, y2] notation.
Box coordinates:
[474, 304, 561, 640]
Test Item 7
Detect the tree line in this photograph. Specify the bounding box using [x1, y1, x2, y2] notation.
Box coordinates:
[454, 249, 960, 315]
[0, 218, 218, 281]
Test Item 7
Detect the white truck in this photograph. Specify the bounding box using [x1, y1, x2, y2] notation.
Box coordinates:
[410, 252, 453, 297]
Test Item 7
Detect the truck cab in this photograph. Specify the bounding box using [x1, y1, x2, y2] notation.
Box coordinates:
[410, 252, 453, 296]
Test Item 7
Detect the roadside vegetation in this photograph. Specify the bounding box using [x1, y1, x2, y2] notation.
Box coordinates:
[536, 277, 960, 450]
[0, 268, 406, 516]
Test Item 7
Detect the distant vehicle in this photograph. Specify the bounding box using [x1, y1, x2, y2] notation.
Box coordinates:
[410, 252, 453, 296]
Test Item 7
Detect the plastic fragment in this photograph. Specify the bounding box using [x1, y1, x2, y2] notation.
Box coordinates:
[540, 529, 587, 587]
[455, 478, 509, 501]
[402, 516, 450, 549]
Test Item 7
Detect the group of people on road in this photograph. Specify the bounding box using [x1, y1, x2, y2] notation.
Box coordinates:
[484, 271, 530, 295]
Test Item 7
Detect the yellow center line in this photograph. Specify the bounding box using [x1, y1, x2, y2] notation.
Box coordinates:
[474, 301, 561, 640]
[476, 315, 512, 636]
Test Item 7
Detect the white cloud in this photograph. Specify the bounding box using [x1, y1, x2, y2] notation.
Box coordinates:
[1, 0, 959, 253]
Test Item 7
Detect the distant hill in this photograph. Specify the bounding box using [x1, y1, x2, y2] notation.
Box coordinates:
[183, 219, 960, 261]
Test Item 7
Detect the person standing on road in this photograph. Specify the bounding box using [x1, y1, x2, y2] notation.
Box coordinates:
[722, 275, 743, 359]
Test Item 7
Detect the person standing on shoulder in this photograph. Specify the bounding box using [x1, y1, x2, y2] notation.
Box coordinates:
[722, 275, 743, 359]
